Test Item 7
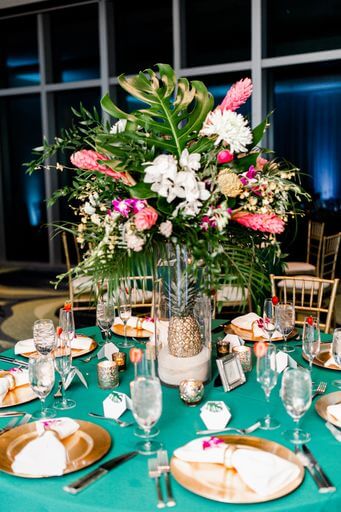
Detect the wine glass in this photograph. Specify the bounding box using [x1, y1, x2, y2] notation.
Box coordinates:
[131, 375, 162, 455]
[302, 316, 320, 373]
[281, 367, 312, 444]
[28, 356, 56, 419]
[96, 299, 115, 344]
[53, 330, 76, 410]
[275, 302, 295, 353]
[33, 319, 56, 355]
[256, 343, 280, 430]
[332, 328, 341, 388]
[263, 299, 276, 343]
[59, 306, 75, 345]
[117, 286, 134, 349]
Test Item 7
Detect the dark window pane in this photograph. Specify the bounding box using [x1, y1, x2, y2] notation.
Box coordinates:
[0, 15, 39, 87]
[271, 62, 341, 208]
[54, 88, 101, 223]
[111, 0, 173, 75]
[265, 0, 341, 58]
[49, 4, 100, 83]
[182, 0, 251, 67]
[0, 95, 48, 262]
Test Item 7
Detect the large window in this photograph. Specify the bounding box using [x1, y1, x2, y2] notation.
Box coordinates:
[0, 0, 340, 265]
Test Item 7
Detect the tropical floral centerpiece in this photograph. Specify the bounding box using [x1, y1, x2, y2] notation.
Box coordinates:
[27, 63, 307, 303]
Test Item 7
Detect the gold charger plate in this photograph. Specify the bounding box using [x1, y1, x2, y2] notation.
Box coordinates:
[315, 391, 341, 428]
[224, 324, 298, 343]
[170, 435, 304, 504]
[302, 343, 339, 370]
[0, 371, 37, 408]
[21, 338, 98, 359]
[0, 419, 111, 478]
[112, 324, 152, 339]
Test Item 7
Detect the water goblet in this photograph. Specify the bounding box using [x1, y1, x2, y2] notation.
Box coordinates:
[96, 299, 115, 344]
[302, 316, 320, 374]
[33, 319, 56, 355]
[332, 328, 341, 388]
[263, 298, 276, 343]
[53, 331, 76, 410]
[280, 367, 312, 444]
[28, 356, 56, 419]
[275, 302, 295, 353]
[131, 375, 162, 455]
[256, 343, 280, 430]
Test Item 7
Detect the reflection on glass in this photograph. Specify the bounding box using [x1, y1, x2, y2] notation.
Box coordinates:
[0, 16, 39, 87]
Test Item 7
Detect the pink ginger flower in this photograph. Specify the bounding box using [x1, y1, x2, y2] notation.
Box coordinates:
[70, 149, 124, 180]
[233, 212, 285, 234]
[218, 78, 253, 112]
[134, 206, 158, 231]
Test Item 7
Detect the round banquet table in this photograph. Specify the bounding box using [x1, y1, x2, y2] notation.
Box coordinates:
[0, 321, 340, 512]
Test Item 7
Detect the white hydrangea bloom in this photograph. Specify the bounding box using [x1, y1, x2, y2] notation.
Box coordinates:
[110, 119, 127, 134]
[200, 109, 252, 153]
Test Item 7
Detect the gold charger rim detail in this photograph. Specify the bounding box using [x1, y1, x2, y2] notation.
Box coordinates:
[302, 343, 339, 370]
[112, 324, 152, 339]
[0, 419, 111, 478]
[0, 372, 37, 408]
[20, 338, 98, 359]
[170, 435, 304, 504]
[315, 391, 341, 428]
[224, 324, 298, 343]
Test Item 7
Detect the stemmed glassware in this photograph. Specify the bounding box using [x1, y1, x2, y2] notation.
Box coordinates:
[53, 329, 76, 410]
[33, 319, 56, 355]
[275, 302, 295, 353]
[96, 299, 115, 344]
[28, 356, 56, 419]
[263, 299, 276, 343]
[332, 327, 341, 388]
[131, 374, 162, 455]
[117, 286, 133, 349]
[281, 367, 312, 444]
[59, 305, 75, 344]
[256, 343, 280, 430]
[302, 316, 320, 373]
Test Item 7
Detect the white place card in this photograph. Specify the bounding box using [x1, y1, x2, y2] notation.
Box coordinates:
[103, 391, 132, 419]
[65, 367, 88, 389]
[200, 401, 231, 430]
[97, 342, 119, 361]
[274, 351, 297, 374]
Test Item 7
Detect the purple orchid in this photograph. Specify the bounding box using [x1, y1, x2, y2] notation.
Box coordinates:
[202, 436, 224, 450]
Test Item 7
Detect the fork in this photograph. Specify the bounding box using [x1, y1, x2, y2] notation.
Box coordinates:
[157, 450, 176, 507]
[88, 412, 133, 428]
[148, 457, 166, 509]
[80, 353, 98, 363]
[312, 382, 327, 400]
[196, 420, 261, 436]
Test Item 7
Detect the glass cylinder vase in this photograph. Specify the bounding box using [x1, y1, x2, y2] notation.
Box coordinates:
[153, 245, 212, 387]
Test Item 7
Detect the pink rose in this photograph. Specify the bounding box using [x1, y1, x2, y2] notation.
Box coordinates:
[134, 207, 158, 231]
[232, 212, 285, 234]
[217, 150, 234, 164]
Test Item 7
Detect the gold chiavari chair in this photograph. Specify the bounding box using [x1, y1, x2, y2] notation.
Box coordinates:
[285, 220, 325, 276]
[320, 232, 341, 280]
[270, 274, 339, 333]
[213, 279, 252, 319]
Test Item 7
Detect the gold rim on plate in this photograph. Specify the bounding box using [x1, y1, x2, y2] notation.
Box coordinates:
[112, 324, 152, 339]
[21, 338, 98, 359]
[315, 391, 341, 428]
[302, 343, 339, 371]
[0, 371, 37, 409]
[224, 324, 298, 343]
[0, 419, 111, 478]
[170, 435, 304, 504]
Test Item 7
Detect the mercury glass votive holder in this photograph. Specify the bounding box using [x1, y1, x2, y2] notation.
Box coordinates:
[179, 379, 204, 406]
[216, 339, 230, 358]
[97, 360, 119, 389]
[112, 352, 127, 372]
[232, 345, 252, 372]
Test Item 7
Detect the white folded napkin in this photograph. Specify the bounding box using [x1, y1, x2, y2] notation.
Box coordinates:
[113, 316, 154, 333]
[232, 313, 282, 339]
[324, 353, 341, 368]
[36, 417, 80, 439]
[72, 335, 93, 350]
[222, 334, 244, 350]
[327, 403, 341, 422]
[174, 437, 300, 496]
[15, 336, 93, 355]
[12, 431, 67, 476]
[0, 368, 29, 404]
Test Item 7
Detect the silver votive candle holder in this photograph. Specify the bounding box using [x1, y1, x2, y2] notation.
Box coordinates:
[179, 379, 204, 406]
[232, 345, 252, 372]
[216, 339, 230, 358]
[97, 360, 119, 389]
[112, 352, 127, 372]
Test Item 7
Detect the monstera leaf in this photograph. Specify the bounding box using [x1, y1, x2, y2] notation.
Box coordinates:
[101, 63, 214, 158]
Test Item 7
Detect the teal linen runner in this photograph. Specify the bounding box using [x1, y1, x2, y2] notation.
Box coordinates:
[0, 323, 340, 512]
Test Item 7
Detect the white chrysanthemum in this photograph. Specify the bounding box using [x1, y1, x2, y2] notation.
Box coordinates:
[179, 149, 201, 172]
[200, 109, 252, 153]
[110, 119, 127, 134]
[159, 220, 173, 238]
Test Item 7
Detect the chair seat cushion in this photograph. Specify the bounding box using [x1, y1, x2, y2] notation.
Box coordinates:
[72, 275, 94, 294]
[216, 285, 249, 303]
[278, 277, 330, 291]
[285, 262, 316, 275]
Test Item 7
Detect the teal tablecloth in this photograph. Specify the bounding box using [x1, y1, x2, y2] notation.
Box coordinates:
[0, 323, 340, 512]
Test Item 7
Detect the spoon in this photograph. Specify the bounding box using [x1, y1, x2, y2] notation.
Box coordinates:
[88, 412, 133, 428]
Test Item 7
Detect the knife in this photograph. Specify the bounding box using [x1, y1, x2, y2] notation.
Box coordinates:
[302, 445, 336, 493]
[63, 451, 138, 494]
[0, 355, 28, 367]
[212, 323, 228, 334]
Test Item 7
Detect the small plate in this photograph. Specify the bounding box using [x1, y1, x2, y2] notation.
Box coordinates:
[224, 324, 298, 343]
[315, 391, 341, 428]
[21, 338, 98, 359]
[112, 324, 152, 339]
[302, 343, 339, 370]
[0, 419, 111, 478]
[171, 435, 304, 504]
[0, 371, 37, 409]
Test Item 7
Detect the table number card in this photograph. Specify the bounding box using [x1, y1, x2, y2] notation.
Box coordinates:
[275, 351, 298, 374]
[200, 401, 232, 429]
[103, 391, 132, 419]
[97, 342, 119, 361]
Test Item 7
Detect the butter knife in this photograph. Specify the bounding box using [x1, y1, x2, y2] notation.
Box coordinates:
[63, 451, 138, 494]
[0, 355, 28, 367]
[302, 445, 336, 493]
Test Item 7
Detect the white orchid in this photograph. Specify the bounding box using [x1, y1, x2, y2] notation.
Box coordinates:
[179, 149, 201, 172]
[200, 109, 252, 153]
[110, 119, 127, 134]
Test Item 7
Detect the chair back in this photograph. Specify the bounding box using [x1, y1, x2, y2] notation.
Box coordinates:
[307, 220, 325, 274]
[320, 233, 341, 280]
[270, 274, 339, 333]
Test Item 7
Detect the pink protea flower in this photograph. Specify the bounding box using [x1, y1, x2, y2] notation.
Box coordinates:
[70, 149, 124, 180]
[218, 78, 253, 112]
[134, 206, 158, 231]
[233, 212, 285, 234]
[217, 149, 234, 164]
